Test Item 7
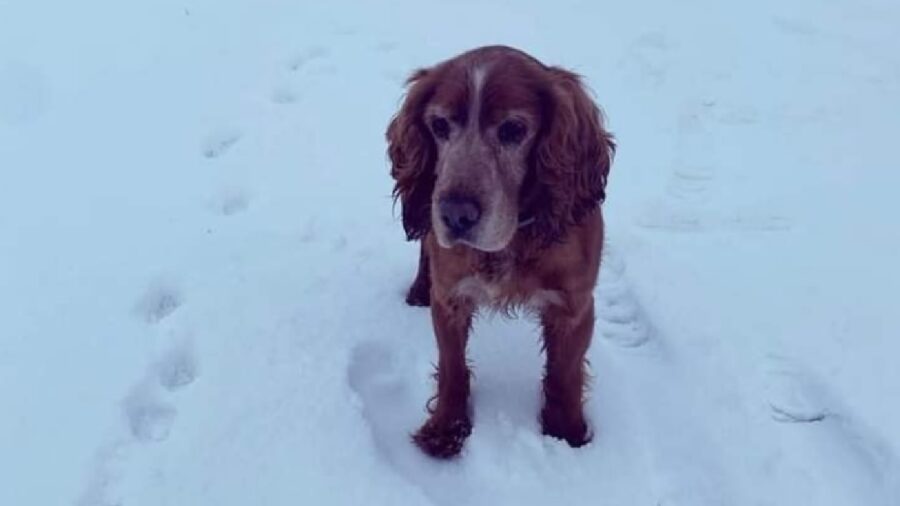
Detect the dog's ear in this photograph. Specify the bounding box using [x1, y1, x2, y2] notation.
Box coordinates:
[387, 69, 437, 241]
[530, 67, 615, 243]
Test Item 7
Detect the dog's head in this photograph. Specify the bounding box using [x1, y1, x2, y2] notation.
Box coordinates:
[387, 46, 614, 251]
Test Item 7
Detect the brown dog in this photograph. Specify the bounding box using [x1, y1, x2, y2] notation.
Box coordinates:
[387, 46, 615, 458]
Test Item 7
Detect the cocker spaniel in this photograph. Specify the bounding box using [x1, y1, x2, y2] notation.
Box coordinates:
[387, 45, 615, 458]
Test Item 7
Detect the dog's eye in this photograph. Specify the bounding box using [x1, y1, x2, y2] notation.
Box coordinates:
[430, 117, 450, 140]
[498, 120, 527, 145]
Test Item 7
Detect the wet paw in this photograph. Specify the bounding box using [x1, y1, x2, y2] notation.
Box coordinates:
[412, 415, 472, 458]
[541, 407, 592, 448]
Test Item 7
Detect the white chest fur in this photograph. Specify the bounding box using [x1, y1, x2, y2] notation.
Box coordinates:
[451, 275, 563, 311]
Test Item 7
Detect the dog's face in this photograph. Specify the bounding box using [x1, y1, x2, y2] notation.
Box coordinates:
[425, 65, 543, 251]
[388, 46, 615, 251]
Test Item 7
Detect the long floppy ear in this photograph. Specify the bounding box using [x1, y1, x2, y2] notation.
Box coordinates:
[530, 67, 615, 243]
[386, 69, 436, 241]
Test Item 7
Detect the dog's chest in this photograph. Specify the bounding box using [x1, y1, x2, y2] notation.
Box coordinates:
[476, 252, 512, 284]
[451, 253, 562, 310]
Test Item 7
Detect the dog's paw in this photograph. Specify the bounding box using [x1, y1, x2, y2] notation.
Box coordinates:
[412, 415, 472, 458]
[541, 407, 592, 448]
[405, 282, 431, 307]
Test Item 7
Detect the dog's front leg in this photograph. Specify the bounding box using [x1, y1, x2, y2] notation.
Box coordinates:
[405, 241, 431, 307]
[540, 294, 594, 447]
[413, 296, 473, 458]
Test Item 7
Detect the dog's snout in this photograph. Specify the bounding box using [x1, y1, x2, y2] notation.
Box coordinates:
[439, 196, 481, 236]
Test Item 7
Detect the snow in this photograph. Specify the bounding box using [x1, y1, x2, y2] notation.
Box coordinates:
[1, 0, 899, 504]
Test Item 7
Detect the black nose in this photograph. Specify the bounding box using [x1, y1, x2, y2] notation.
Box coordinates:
[439, 196, 481, 236]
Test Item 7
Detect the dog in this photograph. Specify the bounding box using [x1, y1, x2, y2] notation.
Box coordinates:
[387, 45, 615, 458]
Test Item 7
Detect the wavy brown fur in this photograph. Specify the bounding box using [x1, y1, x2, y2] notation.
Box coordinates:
[386, 46, 614, 458]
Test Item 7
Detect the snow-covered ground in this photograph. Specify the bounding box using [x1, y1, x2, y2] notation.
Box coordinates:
[2, 0, 899, 504]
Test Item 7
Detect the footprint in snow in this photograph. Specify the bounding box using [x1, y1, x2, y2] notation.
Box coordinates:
[213, 188, 250, 217]
[347, 341, 466, 504]
[155, 345, 198, 392]
[135, 283, 182, 324]
[668, 107, 718, 202]
[618, 31, 670, 87]
[639, 100, 786, 233]
[666, 165, 715, 203]
[122, 386, 177, 443]
[763, 356, 900, 503]
[636, 110, 717, 232]
[765, 360, 831, 424]
[80, 344, 198, 505]
[76, 441, 128, 506]
[347, 341, 419, 464]
[274, 46, 334, 104]
[201, 128, 242, 159]
[286, 46, 329, 72]
[596, 249, 651, 347]
[635, 199, 708, 232]
[270, 85, 299, 105]
[123, 344, 198, 442]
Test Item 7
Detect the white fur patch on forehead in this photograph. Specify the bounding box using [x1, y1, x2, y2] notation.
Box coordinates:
[468, 65, 490, 127]
[471, 65, 488, 93]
